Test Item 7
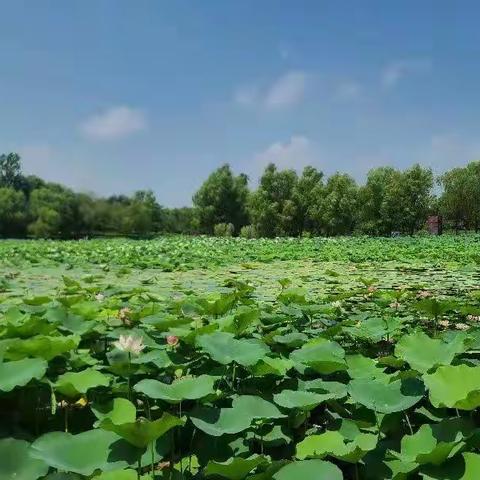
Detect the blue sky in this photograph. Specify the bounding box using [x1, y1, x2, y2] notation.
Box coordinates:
[1, 1, 480, 206]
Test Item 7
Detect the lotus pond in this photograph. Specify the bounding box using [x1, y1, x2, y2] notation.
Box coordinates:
[2, 235, 480, 479]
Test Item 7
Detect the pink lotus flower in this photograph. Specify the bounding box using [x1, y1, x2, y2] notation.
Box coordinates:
[367, 286, 377, 293]
[113, 334, 145, 355]
[118, 307, 132, 326]
[166, 335, 179, 347]
[417, 290, 432, 299]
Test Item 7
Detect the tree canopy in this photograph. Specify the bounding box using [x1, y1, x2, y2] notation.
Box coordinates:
[0, 151, 476, 238]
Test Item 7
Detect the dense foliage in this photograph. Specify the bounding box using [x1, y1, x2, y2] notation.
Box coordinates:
[2, 236, 480, 479]
[1, 152, 480, 238]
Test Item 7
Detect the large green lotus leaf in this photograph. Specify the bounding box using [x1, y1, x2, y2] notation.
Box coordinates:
[296, 430, 377, 463]
[60, 314, 97, 336]
[346, 354, 389, 380]
[92, 470, 137, 480]
[460, 453, 480, 480]
[0, 438, 48, 480]
[0, 358, 47, 392]
[204, 455, 268, 480]
[31, 429, 137, 475]
[415, 299, 456, 318]
[232, 395, 286, 420]
[348, 377, 425, 413]
[140, 314, 191, 332]
[250, 357, 294, 377]
[392, 418, 473, 466]
[91, 398, 137, 427]
[23, 296, 52, 306]
[299, 379, 348, 399]
[229, 306, 261, 335]
[3, 335, 80, 361]
[272, 332, 308, 348]
[290, 339, 346, 374]
[190, 396, 283, 437]
[343, 316, 403, 342]
[246, 425, 292, 448]
[420, 452, 480, 479]
[423, 365, 480, 410]
[296, 431, 347, 459]
[246, 461, 289, 480]
[190, 406, 252, 437]
[196, 332, 269, 366]
[130, 350, 173, 369]
[273, 390, 334, 411]
[272, 460, 343, 480]
[395, 331, 465, 373]
[2, 314, 56, 338]
[55, 368, 110, 397]
[134, 374, 215, 403]
[100, 413, 184, 448]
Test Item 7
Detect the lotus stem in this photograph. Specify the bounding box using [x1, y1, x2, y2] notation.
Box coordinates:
[404, 412, 413, 435]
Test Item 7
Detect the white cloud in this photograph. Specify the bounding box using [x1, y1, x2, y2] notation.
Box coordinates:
[421, 133, 480, 172]
[334, 81, 362, 101]
[80, 106, 147, 141]
[264, 71, 307, 109]
[254, 135, 318, 171]
[234, 70, 308, 111]
[233, 85, 260, 107]
[381, 59, 431, 89]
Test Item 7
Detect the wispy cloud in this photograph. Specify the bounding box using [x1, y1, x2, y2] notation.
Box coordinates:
[80, 106, 147, 141]
[264, 71, 308, 109]
[254, 135, 318, 171]
[381, 59, 431, 89]
[422, 133, 480, 172]
[334, 81, 362, 101]
[234, 70, 308, 110]
[233, 85, 260, 107]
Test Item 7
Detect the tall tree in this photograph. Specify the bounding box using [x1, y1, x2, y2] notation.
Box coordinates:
[382, 164, 433, 235]
[357, 167, 400, 235]
[249, 163, 300, 237]
[122, 190, 162, 235]
[0, 153, 22, 188]
[0, 187, 27, 236]
[193, 164, 249, 234]
[439, 161, 480, 231]
[293, 166, 324, 234]
[319, 173, 358, 235]
[28, 184, 78, 238]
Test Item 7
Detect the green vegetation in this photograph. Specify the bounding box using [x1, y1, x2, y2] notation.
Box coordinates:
[2, 151, 480, 238]
[2, 235, 480, 478]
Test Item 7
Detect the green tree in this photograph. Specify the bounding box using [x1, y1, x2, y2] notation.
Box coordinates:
[357, 167, 400, 235]
[193, 164, 249, 234]
[382, 164, 433, 235]
[122, 190, 162, 235]
[0, 187, 27, 236]
[249, 164, 300, 237]
[439, 161, 480, 231]
[0, 153, 21, 188]
[293, 166, 324, 234]
[162, 207, 197, 234]
[318, 173, 358, 235]
[28, 185, 78, 238]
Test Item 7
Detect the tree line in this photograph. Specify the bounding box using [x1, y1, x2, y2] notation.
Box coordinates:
[0, 151, 478, 238]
